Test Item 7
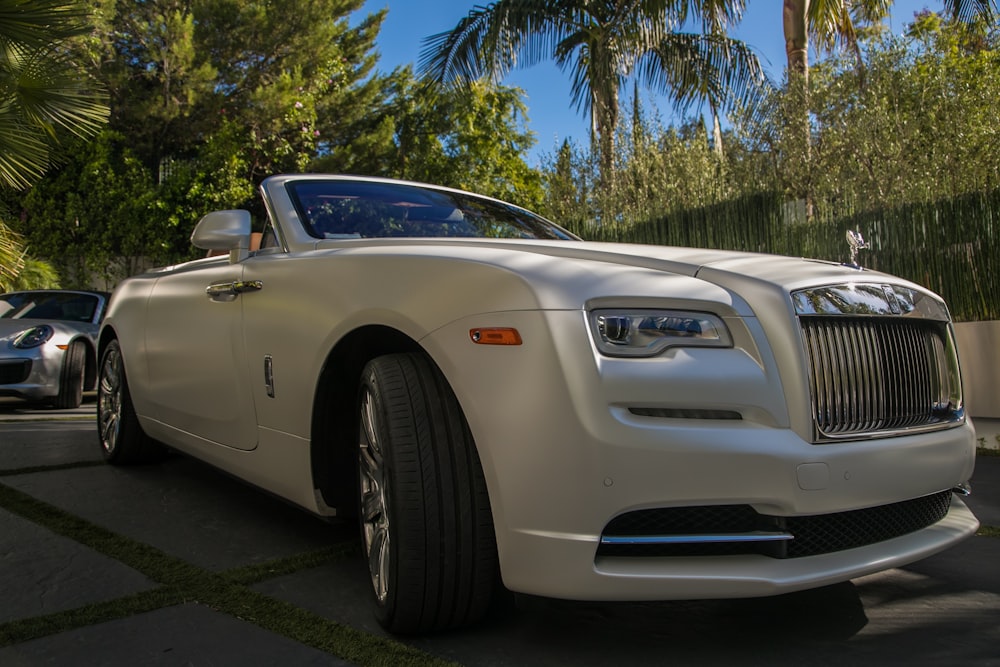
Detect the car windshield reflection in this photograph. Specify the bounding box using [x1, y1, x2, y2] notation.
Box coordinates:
[0, 292, 100, 323]
[288, 180, 577, 241]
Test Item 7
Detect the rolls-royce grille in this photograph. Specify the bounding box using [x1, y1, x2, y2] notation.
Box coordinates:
[596, 491, 953, 559]
[800, 317, 957, 439]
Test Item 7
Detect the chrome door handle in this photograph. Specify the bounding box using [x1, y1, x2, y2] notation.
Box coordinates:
[206, 280, 263, 297]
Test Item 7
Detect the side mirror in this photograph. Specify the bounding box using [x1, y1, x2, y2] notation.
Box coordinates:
[191, 210, 253, 262]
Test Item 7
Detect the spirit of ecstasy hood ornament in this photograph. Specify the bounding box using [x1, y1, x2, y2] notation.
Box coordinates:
[846, 229, 868, 269]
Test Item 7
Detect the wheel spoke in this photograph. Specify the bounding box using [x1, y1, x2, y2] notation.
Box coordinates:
[98, 348, 124, 454]
[367, 524, 390, 602]
[358, 385, 391, 604]
[361, 484, 382, 522]
[100, 411, 119, 452]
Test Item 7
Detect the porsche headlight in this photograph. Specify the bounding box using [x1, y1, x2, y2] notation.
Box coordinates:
[590, 309, 731, 357]
[13, 325, 54, 349]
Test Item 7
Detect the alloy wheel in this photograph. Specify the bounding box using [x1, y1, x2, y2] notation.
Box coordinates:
[359, 386, 390, 603]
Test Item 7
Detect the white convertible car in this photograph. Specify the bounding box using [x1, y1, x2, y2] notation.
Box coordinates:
[97, 174, 979, 634]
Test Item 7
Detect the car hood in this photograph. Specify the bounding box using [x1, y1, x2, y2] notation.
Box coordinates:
[319, 238, 933, 316]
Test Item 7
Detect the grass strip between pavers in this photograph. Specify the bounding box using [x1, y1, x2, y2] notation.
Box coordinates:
[0, 481, 456, 666]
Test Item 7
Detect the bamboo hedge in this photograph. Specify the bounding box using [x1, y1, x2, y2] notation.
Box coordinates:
[566, 188, 1000, 322]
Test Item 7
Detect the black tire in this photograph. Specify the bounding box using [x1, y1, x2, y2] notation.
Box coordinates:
[97, 339, 163, 464]
[53, 340, 85, 409]
[357, 353, 499, 634]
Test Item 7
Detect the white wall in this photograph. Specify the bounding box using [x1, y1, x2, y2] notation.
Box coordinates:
[955, 321, 1000, 419]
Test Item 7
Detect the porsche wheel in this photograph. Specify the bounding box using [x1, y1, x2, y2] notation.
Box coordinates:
[53, 340, 85, 409]
[358, 353, 498, 634]
[97, 339, 162, 464]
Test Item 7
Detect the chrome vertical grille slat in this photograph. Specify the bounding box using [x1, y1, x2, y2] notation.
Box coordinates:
[793, 283, 963, 441]
[801, 317, 953, 439]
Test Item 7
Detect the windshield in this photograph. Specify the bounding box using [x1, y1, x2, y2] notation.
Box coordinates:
[0, 292, 100, 323]
[288, 180, 577, 241]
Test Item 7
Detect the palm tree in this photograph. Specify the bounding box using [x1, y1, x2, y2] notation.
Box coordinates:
[419, 0, 764, 182]
[0, 0, 109, 190]
[783, 1, 892, 87]
[0, 0, 108, 288]
[941, 0, 998, 22]
[784, 1, 997, 85]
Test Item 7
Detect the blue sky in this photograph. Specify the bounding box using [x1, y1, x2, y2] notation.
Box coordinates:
[357, 1, 938, 165]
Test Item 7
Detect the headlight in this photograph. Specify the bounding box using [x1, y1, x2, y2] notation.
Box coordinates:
[590, 309, 731, 357]
[13, 325, 54, 349]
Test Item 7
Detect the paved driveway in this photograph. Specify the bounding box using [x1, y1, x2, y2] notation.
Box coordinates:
[1, 407, 998, 666]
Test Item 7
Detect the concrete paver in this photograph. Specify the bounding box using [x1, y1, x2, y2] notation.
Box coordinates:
[2, 459, 348, 571]
[0, 507, 153, 624]
[0, 603, 350, 666]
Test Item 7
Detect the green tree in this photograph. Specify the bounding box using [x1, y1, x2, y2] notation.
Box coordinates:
[13, 0, 396, 283]
[93, 0, 387, 182]
[314, 69, 543, 208]
[782, 1, 891, 83]
[541, 139, 591, 227]
[419, 0, 763, 183]
[807, 13, 1000, 206]
[0, 0, 109, 289]
[539, 91, 757, 232]
[780, 1, 892, 216]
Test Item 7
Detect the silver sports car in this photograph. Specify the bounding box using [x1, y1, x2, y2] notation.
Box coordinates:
[97, 175, 979, 634]
[1, 289, 108, 409]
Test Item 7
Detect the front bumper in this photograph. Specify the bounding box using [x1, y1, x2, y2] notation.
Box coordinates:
[424, 308, 979, 601]
[0, 351, 61, 401]
[506, 496, 977, 600]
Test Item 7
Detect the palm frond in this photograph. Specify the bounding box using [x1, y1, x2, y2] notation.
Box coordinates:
[0, 0, 108, 189]
[0, 0, 93, 53]
[637, 32, 766, 114]
[418, 0, 575, 84]
[809, 0, 891, 54]
[940, 0, 998, 24]
[10, 47, 109, 139]
[0, 219, 27, 291]
[0, 112, 51, 189]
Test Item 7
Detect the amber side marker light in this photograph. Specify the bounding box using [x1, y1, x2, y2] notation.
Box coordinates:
[470, 328, 522, 345]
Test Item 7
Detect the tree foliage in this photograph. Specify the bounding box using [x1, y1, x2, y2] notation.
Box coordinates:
[792, 13, 1000, 207]
[541, 13, 1000, 233]
[0, 0, 109, 290]
[420, 0, 764, 183]
[315, 70, 542, 208]
[0, 0, 109, 189]
[8, 0, 547, 286]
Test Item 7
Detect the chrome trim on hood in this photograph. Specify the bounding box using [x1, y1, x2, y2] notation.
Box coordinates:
[792, 283, 950, 322]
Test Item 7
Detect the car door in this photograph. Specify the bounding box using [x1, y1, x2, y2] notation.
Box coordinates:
[235, 251, 331, 441]
[142, 259, 259, 450]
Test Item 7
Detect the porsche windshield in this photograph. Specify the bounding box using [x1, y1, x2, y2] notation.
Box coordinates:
[289, 180, 577, 241]
[0, 292, 100, 323]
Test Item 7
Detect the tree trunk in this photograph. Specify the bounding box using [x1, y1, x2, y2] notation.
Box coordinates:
[783, 0, 809, 83]
[783, 0, 813, 220]
[592, 87, 619, 189]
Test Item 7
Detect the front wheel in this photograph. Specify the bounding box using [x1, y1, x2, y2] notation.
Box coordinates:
[358, 353, 499, 634]
[97, 339, 163, 464]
